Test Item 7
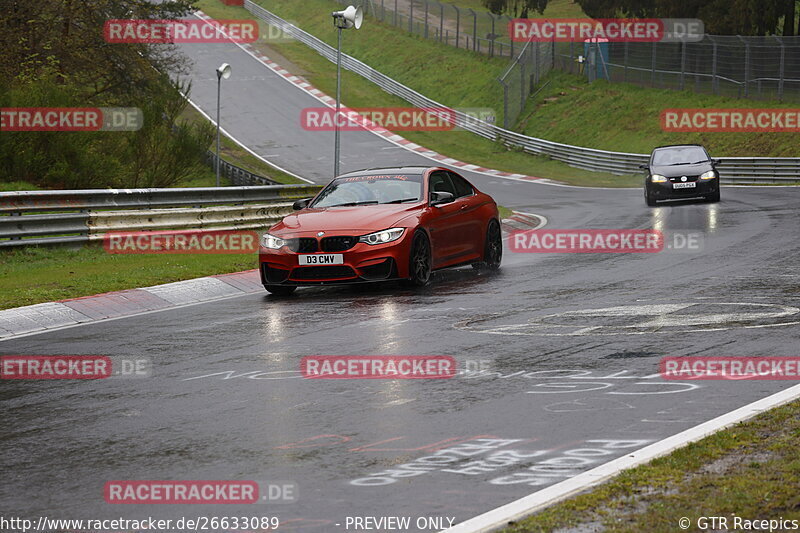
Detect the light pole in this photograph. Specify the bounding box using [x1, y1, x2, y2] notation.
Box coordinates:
[215, 62, 232, 187]
[331, 5, 363, 178]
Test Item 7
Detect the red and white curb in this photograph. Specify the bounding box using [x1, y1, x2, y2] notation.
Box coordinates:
[501, 211, 547, 232]
[193, 11, 560, 186]
[0, 271, 264, 341]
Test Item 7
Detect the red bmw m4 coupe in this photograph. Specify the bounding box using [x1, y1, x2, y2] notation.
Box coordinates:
[259, 166, 502, 295]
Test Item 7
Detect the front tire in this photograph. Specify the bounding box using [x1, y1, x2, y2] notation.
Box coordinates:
[403, 231, 432, 287]
[264, 285, 296, 296]
[473, 219, 502, 271]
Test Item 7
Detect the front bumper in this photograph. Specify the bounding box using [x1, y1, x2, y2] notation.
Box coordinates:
[649, 178, 718, 199]
[258, 230, 414, 286]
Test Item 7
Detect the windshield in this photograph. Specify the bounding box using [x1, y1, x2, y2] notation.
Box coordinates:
[311, 174, 424, 208]
[652, 146, 709, 166]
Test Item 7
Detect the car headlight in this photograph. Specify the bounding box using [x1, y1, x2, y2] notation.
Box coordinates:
[650, 174, 668, 183]
[699, 170, 716, 180]
[262, 233, 287, 249]
[359, 228, 405, 245]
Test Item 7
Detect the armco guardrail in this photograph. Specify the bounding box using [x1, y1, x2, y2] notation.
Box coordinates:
[205, 150, 280, 185]
[0, 184, 321, 248]
[245, 1, 800, 183]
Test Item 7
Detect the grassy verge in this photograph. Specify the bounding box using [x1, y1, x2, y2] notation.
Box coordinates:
[0, 246, 257, 310]
[503, 398, 800, 532]
[448, 0, 586, 17]
[195, 0, 639, 188]
[0, 181, 42, 192]
[519, 71, 800, 157]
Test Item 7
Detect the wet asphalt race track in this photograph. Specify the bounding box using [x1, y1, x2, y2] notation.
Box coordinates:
[2, 32, 800, 532]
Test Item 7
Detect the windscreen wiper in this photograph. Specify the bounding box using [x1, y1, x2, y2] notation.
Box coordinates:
[325, 201, 379, 207]
[383, 198, 419, 204]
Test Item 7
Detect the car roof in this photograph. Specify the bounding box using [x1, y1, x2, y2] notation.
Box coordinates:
[336, 166, 431, 178]
[652, 144, 707, 151]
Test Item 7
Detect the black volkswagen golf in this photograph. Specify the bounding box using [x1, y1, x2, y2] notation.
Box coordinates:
[641, 144, 721, 206]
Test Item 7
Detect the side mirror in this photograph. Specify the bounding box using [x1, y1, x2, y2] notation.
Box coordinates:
[430, 191, 455, 206]
[293, 198, 311, 210]
[713, 159, 722, 166]
[638, 164, 649, 170]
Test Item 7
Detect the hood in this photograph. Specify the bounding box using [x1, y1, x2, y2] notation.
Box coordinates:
[650, 162, 713, 177]
[270, 204, 420, 236]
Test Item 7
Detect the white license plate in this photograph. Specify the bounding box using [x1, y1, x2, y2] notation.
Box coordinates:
[673, 182, 696, 189]
[298, 254, 344, 265]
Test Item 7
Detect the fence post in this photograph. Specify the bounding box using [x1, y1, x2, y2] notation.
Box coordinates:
[569, 40, 574, 73]
[424, 0, 429, 38]
[650, 41, 657, 87]
[679, 40, 686, 90]
[490, 14, 495, 57]
[738, 36, 749, 98]
[534, 41, 540, 84]
[709, 35, 718, 94]
[381, 0, 385, 22]
[520, 53, 527, 114]
[499, 78, 510, 129]
[508, 16, 514, 57]
[409, 0, 413, 33]
[439, 2, 444, 42]
[776, 36, 785, 101]
[394, 0, 398, 26]
[454, 5, 460, 48]
[467, 8, 477, 52]
[623, 41, 628, 82]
